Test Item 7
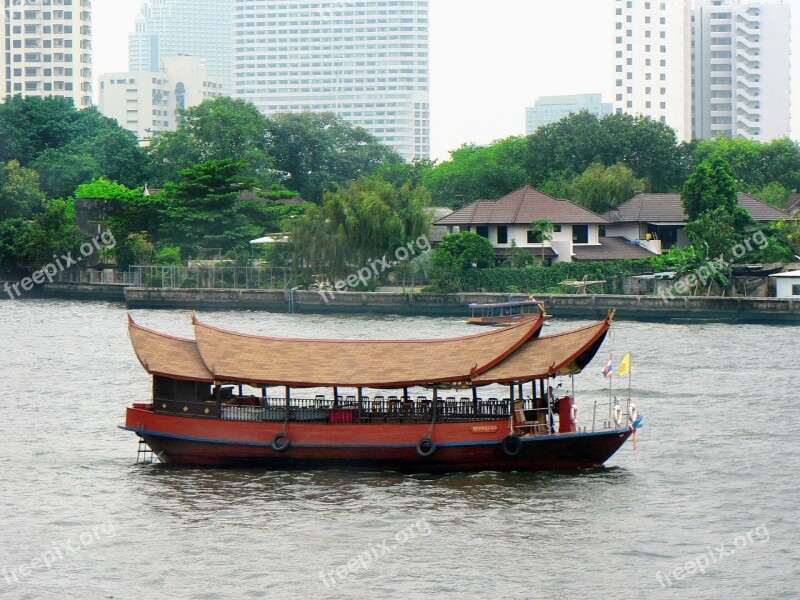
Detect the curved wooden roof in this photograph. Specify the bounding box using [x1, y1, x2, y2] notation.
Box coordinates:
[472, 318, 610, 385]
[127, 311, 611, 387]
[127, 315, 214, 382]
[191, 313, 545, 388]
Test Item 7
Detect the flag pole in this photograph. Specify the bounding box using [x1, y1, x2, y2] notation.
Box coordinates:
[628, 351, 632, 405]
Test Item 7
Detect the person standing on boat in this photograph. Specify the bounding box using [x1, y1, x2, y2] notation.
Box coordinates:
[548, 386, 557, 432]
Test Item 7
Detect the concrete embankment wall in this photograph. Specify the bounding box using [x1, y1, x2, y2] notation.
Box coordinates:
[121, 287, 800, 324]
[40, 282, 128, 301]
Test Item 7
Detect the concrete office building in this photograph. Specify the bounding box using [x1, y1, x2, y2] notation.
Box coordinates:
[232, 0, 430, 161]
[1, 0, 93, 107]
[98, 56, 222, 142]
[128, 0, 233, 94]
[525, 94, 612, 134]
[692, 0, 791, 142]
[613, 0, 693, 141]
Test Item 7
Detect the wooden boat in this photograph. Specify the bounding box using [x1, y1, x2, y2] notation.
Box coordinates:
[121, 311, 638, 472]
[467, 299, 543, 326]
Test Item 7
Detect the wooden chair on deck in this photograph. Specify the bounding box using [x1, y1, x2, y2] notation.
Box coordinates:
[513, 401, 545, 436]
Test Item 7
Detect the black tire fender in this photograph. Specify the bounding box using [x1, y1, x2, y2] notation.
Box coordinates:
[416, 437, 436, 458]
[271, 432, 290, 452]
[501, 434, 523, 457]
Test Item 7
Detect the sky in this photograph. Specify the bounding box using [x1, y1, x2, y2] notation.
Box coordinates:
[92, 0, 800, 162]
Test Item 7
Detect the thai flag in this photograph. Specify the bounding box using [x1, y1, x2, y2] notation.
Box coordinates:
[602, 355, 613, 379]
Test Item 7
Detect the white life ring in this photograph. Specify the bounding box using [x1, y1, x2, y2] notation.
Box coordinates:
[570, 404, 578, 425]
[614, 404, 622, 427]
[628, 403, 638, 423]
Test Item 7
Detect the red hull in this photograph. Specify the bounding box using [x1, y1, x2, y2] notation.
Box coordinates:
[124, 407, 633, 472]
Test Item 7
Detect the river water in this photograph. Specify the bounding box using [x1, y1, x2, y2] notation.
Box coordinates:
[0, 299, 797, 599]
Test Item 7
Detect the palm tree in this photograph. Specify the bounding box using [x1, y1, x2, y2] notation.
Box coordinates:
[531, 219, 554, 265]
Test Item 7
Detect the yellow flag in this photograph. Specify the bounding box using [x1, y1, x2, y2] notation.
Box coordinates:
[618, 352, 631, 377]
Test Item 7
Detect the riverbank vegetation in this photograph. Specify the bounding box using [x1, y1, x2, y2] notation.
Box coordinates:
[1, 95, 799, 288]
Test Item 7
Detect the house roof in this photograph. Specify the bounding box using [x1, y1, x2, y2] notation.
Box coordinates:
[428, 207, 454, 243]
[605, 193, 790, 224]
[435, 186, 609, 227]
[572, 237, 660, 261]
[128, 313, 613, 388]
[770, 270, 800, 278]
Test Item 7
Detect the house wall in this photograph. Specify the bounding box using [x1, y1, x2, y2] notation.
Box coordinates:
[464, 224, 602, 263]
[605, 223, 640, 241]
[775, 278, 800, 298]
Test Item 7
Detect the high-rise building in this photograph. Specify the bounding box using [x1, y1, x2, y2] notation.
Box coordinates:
[692, 0, 790, 142]
[613, 0, 693, 141]
[232, 0, 430, 161]
[1, 0, 93, 108]
[613, 0, 791, 143]
[525, 94, 612, 134]
[99, 56, 222, 143]
[128, 0, 233, 94]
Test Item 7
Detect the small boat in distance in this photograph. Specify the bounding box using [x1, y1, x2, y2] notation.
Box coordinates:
[120, 311, 639, 472]
[468, 299, 543, 326]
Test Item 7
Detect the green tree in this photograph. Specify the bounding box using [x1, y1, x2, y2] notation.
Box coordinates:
[753, 182, 790, 208]
[288, 176, 431, 282]
[684, 206, 741, 262]
[0, 217, 28, 272]
[526, 111, 683, 193]
[0, 160, 46, 220]
[545, 163, 646, 214]
[422, 138, 528, 207]
[430, 231, 496, 290]
[86, 128, 148, 189]
[147, 97, 274, 186]
[17, 199, 85, 269]
[692, 137, 800, 194]
[530, 219, 554, 264]
[0, 95, 77, 166]
[157, 159, 265, 256]
[682, 155, 738, 221]
[31, 149, 101, 199]
[266, 112, 398, 202]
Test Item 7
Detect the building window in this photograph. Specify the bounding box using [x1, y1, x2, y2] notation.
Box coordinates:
[476, 225, 489, 239]
[496, 226, 508, 245]
[792, 284, 800, 296]
[572, 225, 589, 244]
[552, 225, 562, 233]
[527, 230, 543, 244]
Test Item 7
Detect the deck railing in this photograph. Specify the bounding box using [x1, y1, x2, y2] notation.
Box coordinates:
[588, 397, 635, 433]
[208, 396, 513, 424]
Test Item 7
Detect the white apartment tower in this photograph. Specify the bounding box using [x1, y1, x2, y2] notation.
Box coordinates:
[128, 0, 233, 94]
[232, 0, 430, 161]
[613, 0, 693, 141]
[99, 56, 222, 142]
[1, 0, 93, 107]
[692, 0, 791, 142]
